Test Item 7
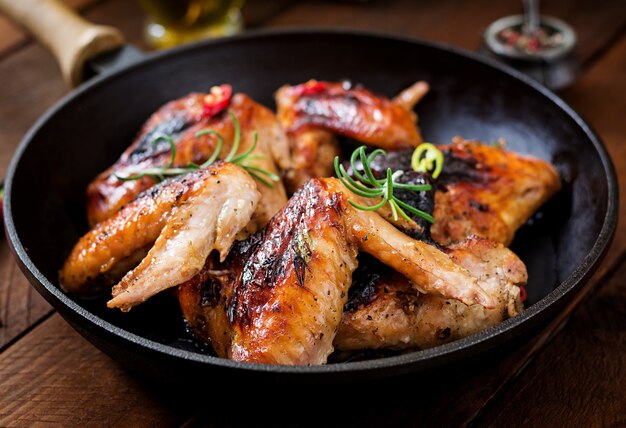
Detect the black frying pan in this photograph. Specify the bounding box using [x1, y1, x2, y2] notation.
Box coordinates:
[1, 0, 618, 385]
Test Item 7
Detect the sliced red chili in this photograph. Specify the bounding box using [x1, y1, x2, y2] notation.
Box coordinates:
[289, 80, 328, 97]
[519, 285, 527, 303]
[202, 84, 232, 119]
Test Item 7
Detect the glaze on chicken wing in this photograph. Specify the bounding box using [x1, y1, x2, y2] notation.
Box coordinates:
[86, 88, 289, 231]
[368, 137, 562, 246]
[180, 178, 359, 364]
[433, 138, 561, 246]
[60, 162, 259, 301]
[178, 178, 494, 365]
[275, 80, 428, 193]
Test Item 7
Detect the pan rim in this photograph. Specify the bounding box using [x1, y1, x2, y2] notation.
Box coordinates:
[2, 27, 619, 377]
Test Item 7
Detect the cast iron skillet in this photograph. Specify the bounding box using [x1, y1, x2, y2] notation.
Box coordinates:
[1, 3, 618, 385]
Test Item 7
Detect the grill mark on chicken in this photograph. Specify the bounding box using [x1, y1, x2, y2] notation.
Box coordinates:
[128, 113, 196, 163]
[367, 146, 489, 188]
[280, 80, 423, 148]
[438, 148, 491, 188]
[344, 255, 387, 312]
[227, 184, 345, 329]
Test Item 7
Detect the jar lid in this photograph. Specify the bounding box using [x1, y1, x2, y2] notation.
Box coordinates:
[483, 14, 577, 63]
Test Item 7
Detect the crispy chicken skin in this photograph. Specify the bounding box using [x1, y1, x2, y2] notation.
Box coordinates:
[181, 178, 360, 364]
[368, 137, 562, 246]
[433, 138, 561, 246]
[60, 163, 259, 300]
[178, 178, 495, 365]
[335, 236, 525, 352]
[107, 163, 259, 311]
[275, 80, 428, 193]
[331, 140, 558, 352]
[86, 90, 289, 230]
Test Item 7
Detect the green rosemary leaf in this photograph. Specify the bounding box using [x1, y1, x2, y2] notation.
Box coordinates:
[224, 110, 241, 162]
[152, 133, 177, 169]
[113, 110, 276, 188]
[245, 169, 275, 189]
[334, 158, 381, 197]
[242, 164, 279, 181]
[394, 198, 435, 223]
[229, 132, 258, 164]
[194, 129, 224, 167]
[334, 144, 441, 224]
[348, 198, 387, 212]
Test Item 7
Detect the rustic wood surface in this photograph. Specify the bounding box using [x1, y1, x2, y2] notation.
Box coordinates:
[0, 0, 624, 426]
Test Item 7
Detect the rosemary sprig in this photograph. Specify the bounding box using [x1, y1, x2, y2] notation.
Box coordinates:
[114, 111, 279, 188]
[334, 145, 435, 223]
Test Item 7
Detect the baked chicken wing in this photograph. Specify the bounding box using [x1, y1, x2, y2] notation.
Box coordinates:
[332, 138, 559, 353]
[178, 178, 494, 365]
[367, 137, 562, 246]
[335, 236, 525, 352]
[60, 162, 260, 302]
[275, 80, 428, 193]
[86, 86, 289, 232]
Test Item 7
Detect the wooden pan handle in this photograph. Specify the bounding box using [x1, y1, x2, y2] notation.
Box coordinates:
[0, 0, 125, 87]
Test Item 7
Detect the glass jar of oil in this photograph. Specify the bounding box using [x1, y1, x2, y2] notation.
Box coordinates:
[139, 0, 245, 49]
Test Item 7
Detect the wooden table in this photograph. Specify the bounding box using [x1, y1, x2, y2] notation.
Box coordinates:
[1, 0, 625, 426]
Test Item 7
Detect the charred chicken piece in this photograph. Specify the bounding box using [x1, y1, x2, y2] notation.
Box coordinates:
[331, 139, 559, 353]
[86, 86, 289, 231]
[275, 80, 429, 193]
[335, 236, 525, 352]
[178, 178, 494, 365]
[180, 178, 359, 364]
[60, 162, 259, 301]
[368, 137, 562, 246]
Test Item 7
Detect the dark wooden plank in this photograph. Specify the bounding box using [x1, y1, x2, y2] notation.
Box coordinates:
[241, 0, 300, 29]
[477, 255, 626, 427]
[0, 314, 198, 426]
[0, 237, 52, 349]
[541, 0, 626, 66]
[0, 41, 69, 349]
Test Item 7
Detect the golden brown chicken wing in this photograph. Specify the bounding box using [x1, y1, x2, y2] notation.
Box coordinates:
[366, 137, 562, 246]
[433, 138, 561, 246]
[60, 162, 259, 301]
[332, 138, 559, 353]
[275, 80, 428, 193]
[335, 236, 525, 352]
[86, 87, 289, 230]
